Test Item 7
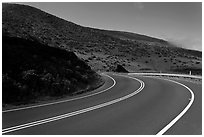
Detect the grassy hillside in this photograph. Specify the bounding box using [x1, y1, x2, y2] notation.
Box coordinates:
[99, 30, 168, 44]
[2, 36, 103, 105]
[2, 3, 202, 75]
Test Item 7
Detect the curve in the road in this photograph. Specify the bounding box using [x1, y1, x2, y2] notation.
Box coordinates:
[3, 73, 116, 113]
[129, 74, 195, 135]
[156, 78, 194, 135]
[2, 74, 145, 134]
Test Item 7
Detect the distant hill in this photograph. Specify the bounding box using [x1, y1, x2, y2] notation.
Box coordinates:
[3, 3, 202, 76]
[2, 3, 170, 49]
[100, 30, 168, 44]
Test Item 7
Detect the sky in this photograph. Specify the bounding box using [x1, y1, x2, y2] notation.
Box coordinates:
[20, 2, 202, 51]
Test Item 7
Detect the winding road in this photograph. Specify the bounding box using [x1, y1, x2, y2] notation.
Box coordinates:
[2, 73, 202, 135]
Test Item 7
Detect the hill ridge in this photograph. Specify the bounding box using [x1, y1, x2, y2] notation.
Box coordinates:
[3, 3, 202, 74]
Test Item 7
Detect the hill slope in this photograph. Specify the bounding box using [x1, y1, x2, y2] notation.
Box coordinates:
[3, 3, 202, 75]
[3, 36, 103, 105]
[3, 35, 103, 105]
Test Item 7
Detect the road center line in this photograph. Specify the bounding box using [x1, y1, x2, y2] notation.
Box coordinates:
[3, 73, 116, 113]
[2, 74, 145, 134]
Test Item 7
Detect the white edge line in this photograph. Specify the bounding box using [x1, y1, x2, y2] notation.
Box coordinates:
[156, 78, 194, 135]
[2, 74, 145, 134]
[129, 73, 195, 135]
[3, 73, 116, 113]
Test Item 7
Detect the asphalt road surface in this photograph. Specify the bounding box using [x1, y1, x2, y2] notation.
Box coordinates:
[2, 73, 202, 135]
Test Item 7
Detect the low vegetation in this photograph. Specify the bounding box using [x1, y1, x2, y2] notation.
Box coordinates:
[3, 36, 103, 105]
[115, 65, 129, 73]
